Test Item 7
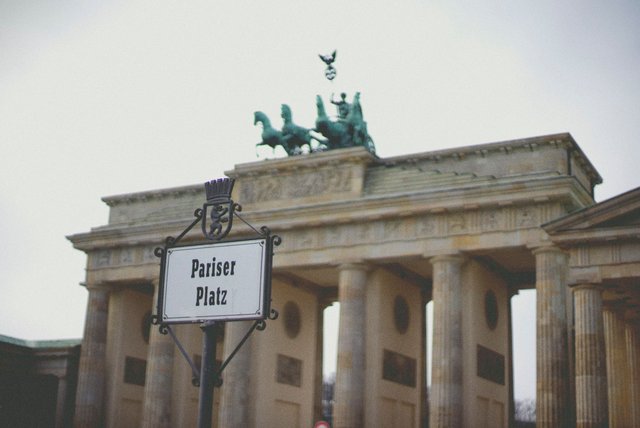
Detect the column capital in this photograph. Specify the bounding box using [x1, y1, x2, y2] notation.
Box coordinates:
[571, 283, 603, 292]
[428, 252, 467, 265]
[337, 260, 371, 272]
[530, 244, 565, 256]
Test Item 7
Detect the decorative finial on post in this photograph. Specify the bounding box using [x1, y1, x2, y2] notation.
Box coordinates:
[201, 178, 236, 241]
[319, 50, 337, 81]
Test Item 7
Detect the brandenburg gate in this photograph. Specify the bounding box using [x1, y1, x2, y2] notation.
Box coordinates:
[68, 132, 640, 427]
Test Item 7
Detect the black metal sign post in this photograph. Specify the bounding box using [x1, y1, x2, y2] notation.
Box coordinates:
[197, 321, 218, 428]
[152, 178, 280, 428]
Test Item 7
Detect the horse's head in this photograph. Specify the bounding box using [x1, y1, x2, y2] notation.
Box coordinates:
[315, 95, 327, 118]
[346, 92, 363, 123]
[254, 111, 270, 128]
[280, 104, 292, 122]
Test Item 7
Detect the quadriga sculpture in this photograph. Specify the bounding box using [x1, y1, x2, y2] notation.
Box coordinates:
[255, 93, 375, 156]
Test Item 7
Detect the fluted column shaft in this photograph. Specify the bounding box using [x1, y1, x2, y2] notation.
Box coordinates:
[333, 262, 369, 428]
[218, 320, 253, 428]
[624, 321, 640, 427]
[573, 284, 607, 427]
[429, 254, 464, 428]
[141, 280, 175, 428]
[603, 305, 629, 428]
[534, 246, 570, 427]
[74, 285, 109, 428]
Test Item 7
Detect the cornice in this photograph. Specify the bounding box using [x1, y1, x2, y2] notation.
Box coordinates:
[68, 174, 591, 251]
[226, 146, 377, 178]
[545, 225, 640, 246]
[95, 134, 601, 211]
[544, 186, 640, 235]
[101, 183, 203, 207]
[381, 132, 602, 185]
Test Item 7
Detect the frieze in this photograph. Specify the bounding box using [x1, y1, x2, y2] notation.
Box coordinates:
[416, 216, 437, 236]
[576, 247, 590, 267]
[324, 226, 344, 248]
[481, 209, 502, 231]
[89, 245, 162, 270]
[383, 220, 404, 240]
[143, 246, 157, 262]
[275, 203, 559, 254]
[447, 213, 467, 234]
[517, 207, 537, 227]
[296, 230, 315, 250]
[241, 177, 283, 203]
[240, 168, 352, 204]
[355, 222, 376, 242]
[94, 250, 111, 268]
[611, 243, 621, 264]
[120, 248, 134, 265]
[89, 204, 560, 267]
[573, 242, 640, 267]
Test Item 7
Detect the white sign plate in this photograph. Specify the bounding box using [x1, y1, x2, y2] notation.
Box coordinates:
[160, 238, 270, 323]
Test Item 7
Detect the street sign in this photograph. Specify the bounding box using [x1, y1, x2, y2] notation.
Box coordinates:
[159, 237, 272, 324]
[151, 177, 281, 428]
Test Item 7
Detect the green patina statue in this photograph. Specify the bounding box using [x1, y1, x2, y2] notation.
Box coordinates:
[255, 93, 375, 156]
[255, 104, 319, 156]
[330, 92, 350, 119]
[315, 92, 375, 152]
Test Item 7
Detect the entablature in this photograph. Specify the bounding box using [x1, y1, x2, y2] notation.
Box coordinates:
[69, 173, 590, 253]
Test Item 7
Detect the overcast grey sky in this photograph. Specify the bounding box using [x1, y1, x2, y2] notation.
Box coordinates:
[1, 1, 638, 401]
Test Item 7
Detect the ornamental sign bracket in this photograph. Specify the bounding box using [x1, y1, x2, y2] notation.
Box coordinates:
[150, 177, 281, 428]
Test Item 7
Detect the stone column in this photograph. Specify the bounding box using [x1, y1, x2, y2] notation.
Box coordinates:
[534, 245, 570, 427]
[333, 262, 369, 428]
[603, 303, 629, 428]
[429, 254, 465, 428]
[624, 319, 640, 427]
[314, 298, 330, 422]
[74, 284, 109, 428]
[141, 280, 175, 428]
[573, 284, 607, 427]
[218, 320, 254, 428]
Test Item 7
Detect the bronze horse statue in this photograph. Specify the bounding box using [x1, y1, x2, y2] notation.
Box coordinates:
[255, 105, 321, 155]
[281, 104, 319, 151]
